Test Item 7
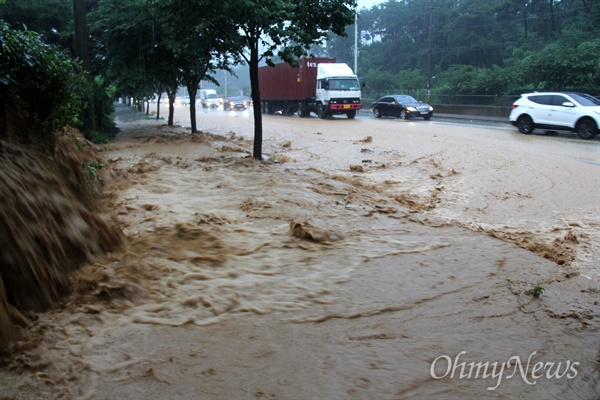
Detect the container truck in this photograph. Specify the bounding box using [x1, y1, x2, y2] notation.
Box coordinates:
[199, 89, 220, 108]
[258, 58, 362, 119]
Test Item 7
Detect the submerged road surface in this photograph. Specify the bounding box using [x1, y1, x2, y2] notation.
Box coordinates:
[2, 104, 598, 399]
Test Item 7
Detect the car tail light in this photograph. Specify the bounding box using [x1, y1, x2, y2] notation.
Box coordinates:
[512, 104, 518, 109]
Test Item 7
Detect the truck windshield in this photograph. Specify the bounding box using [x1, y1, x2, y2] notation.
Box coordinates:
[207, 94, 218, 99]
[328, 78, 360, 91]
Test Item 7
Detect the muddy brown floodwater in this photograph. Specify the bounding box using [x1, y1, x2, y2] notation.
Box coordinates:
[1, 104, 598, 399]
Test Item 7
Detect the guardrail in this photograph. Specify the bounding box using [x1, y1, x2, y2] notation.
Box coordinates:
[361, 102, 511, 121]
[431, 104, 511, 119]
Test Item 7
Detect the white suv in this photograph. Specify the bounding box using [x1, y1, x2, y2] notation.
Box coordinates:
[509, 92, 600, 139]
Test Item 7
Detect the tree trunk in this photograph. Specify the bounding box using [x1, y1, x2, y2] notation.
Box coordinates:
[73, 0, 96, 133]
[166, 90, 176, 126]
[249, 39, 262, 160]
[581, 0, 589, 12]
[187, 84, 198, 133]
[156, 92, 162, 120]
[73, 0, 90, 70]
[549, 0, 554, 32]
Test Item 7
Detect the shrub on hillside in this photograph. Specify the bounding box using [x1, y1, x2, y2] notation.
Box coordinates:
[0, 21, 86, 152]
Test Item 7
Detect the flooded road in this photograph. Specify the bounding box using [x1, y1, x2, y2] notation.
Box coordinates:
[180, 106, 600, 278]
[1, 104, 598, 399]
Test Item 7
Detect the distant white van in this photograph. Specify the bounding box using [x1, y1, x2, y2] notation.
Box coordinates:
[200, 89, 220, 108]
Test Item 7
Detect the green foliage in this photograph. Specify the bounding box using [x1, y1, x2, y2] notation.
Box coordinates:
[1, 1, 119, 140]
[356, 0, 600, 96]
[86, 76, 117, 141]
[89, 0, 221, 128]
[0, 22, 86, 152]
[436, 65, 513, 95]
[364, 69, 396, 94]
[205, 0, 357, 66]
[364, 69, 426, 98]
[521, 38, 600, 92]
[89, 0, 168, 101]
[530, 283, 545, 299]
[202, 0, 357, 158]
[86, 132, 112, 144]
[157, 0, 236, 132]
[0, 0, 72, 48]
[81, 160, 104, 194]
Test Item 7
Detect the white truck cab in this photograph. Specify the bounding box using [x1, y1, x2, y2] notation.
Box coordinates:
[315, 63, 362, 119]
[200, 89, 220, 108]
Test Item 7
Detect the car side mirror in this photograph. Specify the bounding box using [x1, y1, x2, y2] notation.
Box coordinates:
[562, 101, 575, 107]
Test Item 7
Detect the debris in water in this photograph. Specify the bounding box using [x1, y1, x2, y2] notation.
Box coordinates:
[289, 220, 343, 243]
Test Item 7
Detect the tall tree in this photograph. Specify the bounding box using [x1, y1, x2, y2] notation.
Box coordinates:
[73, 0, 96, 132]
[90, 0, 179, 123]
[159, 0, 234, 133]
[204, 0, 357, 160]
[0, 0, 71, 48]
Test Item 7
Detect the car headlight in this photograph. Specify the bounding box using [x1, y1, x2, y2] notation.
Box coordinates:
[429, 106, 434, 111]
[406, 106, 417, 112]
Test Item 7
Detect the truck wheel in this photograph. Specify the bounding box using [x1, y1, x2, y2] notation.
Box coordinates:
[285, 104, 296, 116]
[317, 104, 327, 119]
[346, 110, 356, 119]
[267, 102, 275, 115]
[297, 103, 309, 118]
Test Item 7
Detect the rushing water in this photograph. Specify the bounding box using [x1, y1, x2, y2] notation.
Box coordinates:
[0, 105, 598, 399]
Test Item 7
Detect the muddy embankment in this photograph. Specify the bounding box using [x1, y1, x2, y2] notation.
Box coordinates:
[0, 128, 123, 351]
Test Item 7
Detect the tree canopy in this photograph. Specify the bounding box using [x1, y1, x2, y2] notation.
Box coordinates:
[1, 0, 598, 146]
[0, 21, 86, 151]
[339, 0, 600, 100]
[0, 0, 120, 142]
[201, 0, 357, 158]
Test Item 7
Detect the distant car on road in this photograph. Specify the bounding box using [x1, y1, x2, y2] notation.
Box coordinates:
[371, 95, 433, 120]
[224, 96, 250, 111]
[175, 96, 190, 107]
[509, 92, 600, 139]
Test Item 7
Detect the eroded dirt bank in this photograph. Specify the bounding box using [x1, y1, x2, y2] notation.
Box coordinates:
[0, 105, 598, 399]
[0, 128, 122, 351]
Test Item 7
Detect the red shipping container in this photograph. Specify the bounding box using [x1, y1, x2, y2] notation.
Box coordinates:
[258, 58, 336, 101]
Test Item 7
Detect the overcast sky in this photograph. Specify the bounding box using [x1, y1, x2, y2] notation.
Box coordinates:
[356, 0, 384, 10]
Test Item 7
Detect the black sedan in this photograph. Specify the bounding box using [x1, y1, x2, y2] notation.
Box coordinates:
[371, 95, 433, 120]
[223, 96, 250, 111]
